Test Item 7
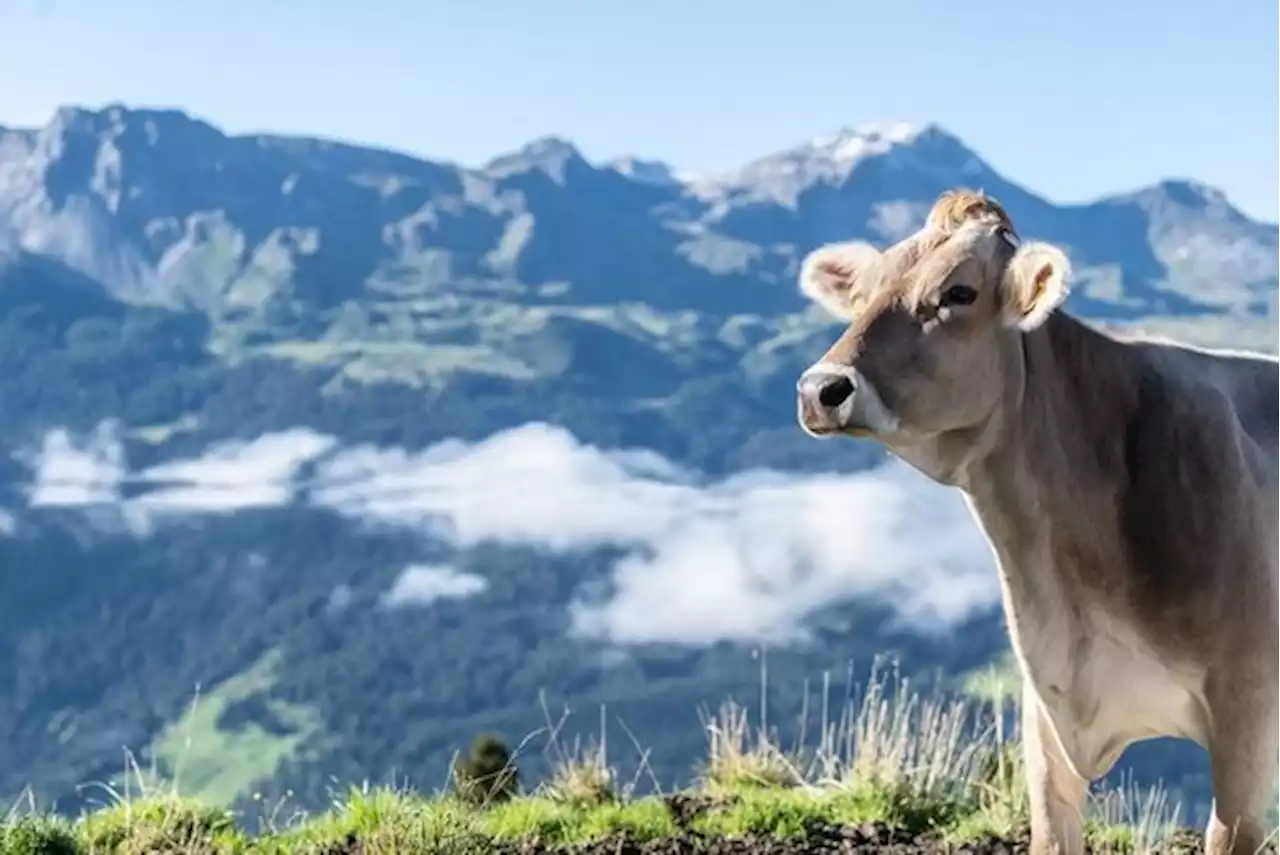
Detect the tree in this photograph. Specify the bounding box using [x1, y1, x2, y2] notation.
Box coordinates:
[451, 733, 520, 807]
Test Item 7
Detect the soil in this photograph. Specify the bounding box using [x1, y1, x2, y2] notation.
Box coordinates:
[313, 824, 1229, 855]
[520, 822, 1026, 854]
[314, 824, 1229, 855]
[310, 795, 1235, 855]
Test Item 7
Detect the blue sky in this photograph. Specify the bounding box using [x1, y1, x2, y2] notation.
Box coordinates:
[1, 0, 1276, 221]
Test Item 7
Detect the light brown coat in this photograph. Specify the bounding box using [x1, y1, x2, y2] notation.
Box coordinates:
[795, 190, 1278, 855]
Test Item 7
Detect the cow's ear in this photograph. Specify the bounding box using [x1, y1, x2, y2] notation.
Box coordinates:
[1001, 241, 1071, 331]
[798, 241, 881, 321]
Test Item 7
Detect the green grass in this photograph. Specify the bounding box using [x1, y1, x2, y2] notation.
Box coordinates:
[954, 651, 1022, 704]
[146, 650, 325, 808]
[1, 669, 1218, 854]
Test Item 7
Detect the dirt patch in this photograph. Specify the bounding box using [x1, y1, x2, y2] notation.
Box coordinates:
[545, 822, 1027, 854]
[541, 826, 1019, 854]
[314, 833, 365, 855]
[306, 821, 1238, 855]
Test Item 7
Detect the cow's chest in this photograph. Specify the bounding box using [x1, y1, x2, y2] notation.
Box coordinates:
[1005, 587, 1208, 779]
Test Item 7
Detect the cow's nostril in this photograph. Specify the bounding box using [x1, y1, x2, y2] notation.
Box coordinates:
[818, 375, 855, 408]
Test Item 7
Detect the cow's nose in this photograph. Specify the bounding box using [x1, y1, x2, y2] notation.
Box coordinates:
[798, 371, 856, 409]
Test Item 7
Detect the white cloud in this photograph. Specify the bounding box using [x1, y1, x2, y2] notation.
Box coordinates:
[20, 426, 336, 525]
[24, 423, 126, 507]
[566, 466, 997, 644]
[326, 583, 354, 614]
[16, 421, 1001, 645]
[310, 425, 704, 550]
[310, 423, 1000, 644]
[131, 429, 337, 516]
[381, 564, 489, 608]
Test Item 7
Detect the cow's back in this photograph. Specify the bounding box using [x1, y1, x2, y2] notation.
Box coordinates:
[1103, 335, 1280, 635]
[1135, 339, 1279, 482]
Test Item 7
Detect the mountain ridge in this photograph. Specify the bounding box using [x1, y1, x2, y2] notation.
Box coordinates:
[8, 103, 1274, 221]
[2, 103, 1275, 340]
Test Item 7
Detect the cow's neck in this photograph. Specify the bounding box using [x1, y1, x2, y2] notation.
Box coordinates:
[981, 310, 1135, 500]
[881, 310, 1138, 560]
[949, 311, 1138, 603]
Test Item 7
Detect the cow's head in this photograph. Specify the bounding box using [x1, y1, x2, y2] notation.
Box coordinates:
[795, 189, 1072, 453]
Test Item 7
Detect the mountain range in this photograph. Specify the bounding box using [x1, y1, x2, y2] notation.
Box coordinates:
[0, 103, 1274, 822]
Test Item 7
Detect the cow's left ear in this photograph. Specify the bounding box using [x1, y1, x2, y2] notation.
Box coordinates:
[1001, 241, 1071, 331]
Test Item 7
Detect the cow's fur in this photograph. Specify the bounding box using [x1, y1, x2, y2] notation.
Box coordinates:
[795, 189, 1278, 855]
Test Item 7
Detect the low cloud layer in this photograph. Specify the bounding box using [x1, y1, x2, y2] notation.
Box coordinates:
[18, 425, 335, 533]
[133, 429, 337, 515]
[11, 421, 1000, 645]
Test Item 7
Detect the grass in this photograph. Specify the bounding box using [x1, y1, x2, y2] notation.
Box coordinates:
[0, 664, 1218, 854]
[146, 650, 325, 808]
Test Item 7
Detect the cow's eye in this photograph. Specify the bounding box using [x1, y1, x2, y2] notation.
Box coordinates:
[940, 283, 978, 306]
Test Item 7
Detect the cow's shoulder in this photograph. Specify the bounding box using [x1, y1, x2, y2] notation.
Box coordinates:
[1031, 321, 1270, 642]
[1108, 339, 1276, 647]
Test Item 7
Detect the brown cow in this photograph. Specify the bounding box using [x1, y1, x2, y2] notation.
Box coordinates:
[794, 189, 1278, 855]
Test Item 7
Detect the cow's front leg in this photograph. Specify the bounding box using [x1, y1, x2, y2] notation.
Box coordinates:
[1204, 676, 1278, 855]
[1023, 684, 1089, 855]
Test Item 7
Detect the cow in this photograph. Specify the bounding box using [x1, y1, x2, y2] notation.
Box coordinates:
[793, 189, 1278, 855]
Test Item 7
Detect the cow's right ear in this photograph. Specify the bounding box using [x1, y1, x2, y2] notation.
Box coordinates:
[798, 241, 881, 321]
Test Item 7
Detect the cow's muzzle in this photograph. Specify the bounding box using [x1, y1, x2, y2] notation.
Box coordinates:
[796, 365, 865, 437]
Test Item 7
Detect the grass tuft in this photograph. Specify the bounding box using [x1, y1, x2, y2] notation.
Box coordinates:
[698, 700, 804, 793]
[0, 816, 78, 855]
[539, 737, 618, 809]
[76, 795, 241, 855]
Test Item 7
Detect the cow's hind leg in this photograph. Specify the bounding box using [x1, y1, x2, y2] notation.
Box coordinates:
[1204, 679, 1279, 855]
[1023, 685, 1089, 855]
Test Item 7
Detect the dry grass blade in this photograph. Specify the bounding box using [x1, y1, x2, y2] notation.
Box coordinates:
[812, 660, 990, 805]
[1089, 772, 1184, 855]
[697, 700, 804, 792]
[541, 735, 618, 807]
